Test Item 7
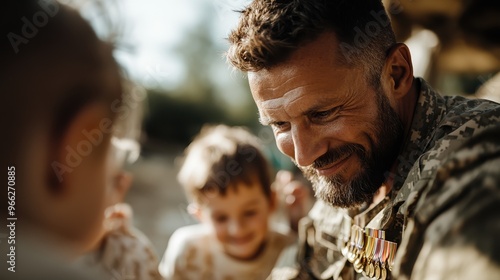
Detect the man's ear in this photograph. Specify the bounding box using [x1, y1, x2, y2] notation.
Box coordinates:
[187, 203, 203, 221]
[383, 43, 414, 100]
[49, 102, 112, 194]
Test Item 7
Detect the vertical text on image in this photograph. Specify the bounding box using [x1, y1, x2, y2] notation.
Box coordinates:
[7, 166, 16, 273]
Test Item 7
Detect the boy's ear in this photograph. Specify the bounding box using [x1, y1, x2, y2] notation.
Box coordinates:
[187, 203, 203, 221]
[109, 171, 133, 206]
[49, 102, 112, 194]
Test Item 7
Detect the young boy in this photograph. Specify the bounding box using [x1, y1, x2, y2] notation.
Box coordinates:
[159, 125, 294, 280]
[1, 1, 129, 278]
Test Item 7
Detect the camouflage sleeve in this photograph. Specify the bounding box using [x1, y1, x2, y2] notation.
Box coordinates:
[268, 203, 353, 280]
[395, 126, 500, 280]
[267, 217, 314, 280]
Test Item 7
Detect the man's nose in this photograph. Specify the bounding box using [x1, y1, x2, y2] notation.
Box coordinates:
[291, 125, 325, 167]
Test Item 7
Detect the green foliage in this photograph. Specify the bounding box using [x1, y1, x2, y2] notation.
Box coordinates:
[143, 90, 259, 145]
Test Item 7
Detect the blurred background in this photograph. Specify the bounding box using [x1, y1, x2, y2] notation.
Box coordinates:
[68, 0, 500, 257]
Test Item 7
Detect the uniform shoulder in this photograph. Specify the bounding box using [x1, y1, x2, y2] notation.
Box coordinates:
[440, 94, 500, 127]
[398, 127, 500, 279]
[415, 125, 500, 223]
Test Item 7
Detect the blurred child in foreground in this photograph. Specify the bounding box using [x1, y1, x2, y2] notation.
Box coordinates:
[1, 0, 123, 278]
[158, 124, 294, 280]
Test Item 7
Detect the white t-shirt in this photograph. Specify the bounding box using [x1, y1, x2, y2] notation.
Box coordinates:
[159, 224, 294, 280]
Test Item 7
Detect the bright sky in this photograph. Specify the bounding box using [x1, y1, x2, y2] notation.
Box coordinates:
[81, 0, 249, 90]
[114, 0, 201, 88]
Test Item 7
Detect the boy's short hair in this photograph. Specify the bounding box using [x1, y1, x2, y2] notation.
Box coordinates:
[178, 124, 272, 204]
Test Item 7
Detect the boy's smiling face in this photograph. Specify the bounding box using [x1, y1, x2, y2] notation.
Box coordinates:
[197, 181, 275, 260]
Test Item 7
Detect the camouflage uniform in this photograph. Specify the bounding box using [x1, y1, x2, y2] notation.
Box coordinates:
[268, 78, 500, 280]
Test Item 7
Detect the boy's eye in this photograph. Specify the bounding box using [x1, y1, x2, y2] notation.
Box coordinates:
[214, 215, 228, 223]
[243, 210, 257, 217]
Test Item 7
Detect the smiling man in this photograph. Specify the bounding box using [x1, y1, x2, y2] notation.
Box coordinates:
[249, 32, 407, 210]
[227, 0, 500, 279]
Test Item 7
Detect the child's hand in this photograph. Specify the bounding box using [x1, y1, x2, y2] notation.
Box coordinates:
[95, 203, 163, 280]
[103, 203, 133, 233]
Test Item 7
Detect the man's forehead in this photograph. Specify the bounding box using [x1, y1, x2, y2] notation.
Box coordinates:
[249, 68, 342, 107]
[248, 67, 298, 93]
[256, 87, 336, 125]
[257, 89, 304, 110]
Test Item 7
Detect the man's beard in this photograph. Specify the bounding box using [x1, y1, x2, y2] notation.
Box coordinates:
[297, 88, 404, 208]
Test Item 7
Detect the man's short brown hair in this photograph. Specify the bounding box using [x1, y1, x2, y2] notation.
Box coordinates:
[227, 0, 397, 86]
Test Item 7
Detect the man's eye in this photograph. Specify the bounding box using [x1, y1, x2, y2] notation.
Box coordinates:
[310, 108, 338, 121]
[312, 110, 331, 118]
[270, 121, 290, 131]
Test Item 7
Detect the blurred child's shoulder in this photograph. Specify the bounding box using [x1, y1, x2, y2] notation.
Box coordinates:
[169, 224, 212, 249]
[162, 223, 212, 272]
